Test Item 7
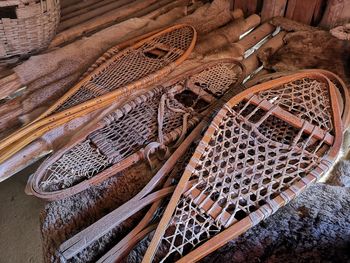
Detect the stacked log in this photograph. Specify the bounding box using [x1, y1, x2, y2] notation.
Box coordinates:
[51, 0, 185, 47]
[193, 14, 261, 54]
[229, 0, 350, 28]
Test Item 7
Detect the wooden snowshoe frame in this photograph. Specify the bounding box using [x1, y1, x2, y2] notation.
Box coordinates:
[0, 24, 197, 164]
[57, 26, 288, 261]
[26, 59, 245, 201]
[143, 71, 343, 263]
[57, 58, 248, 260]
[245, 69, 350, 130]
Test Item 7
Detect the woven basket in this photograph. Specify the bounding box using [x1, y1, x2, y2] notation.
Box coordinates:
[0, 0, 60, 63]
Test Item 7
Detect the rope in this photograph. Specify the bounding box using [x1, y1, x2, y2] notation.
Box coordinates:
[145, 87, 195, 169]
[145, 59, 247, 169]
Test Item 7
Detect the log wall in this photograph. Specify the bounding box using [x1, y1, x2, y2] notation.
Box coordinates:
[230, 0, 350, 28]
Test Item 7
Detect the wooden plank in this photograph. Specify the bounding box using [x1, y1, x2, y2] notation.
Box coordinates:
[291, 0, 318, 25]
[60, 0, 81, 9]
[61, 0, 118, 20]
[61, 0, 114, 17]
[319, 0, 350, 28]
[234, 0, 260, 16]
[285, 0, 297, 19]
[261, 0, 288, 22]
[58, 0, 133, 31]
[312, 0, 327, 25]
[286, 0, 319, 25]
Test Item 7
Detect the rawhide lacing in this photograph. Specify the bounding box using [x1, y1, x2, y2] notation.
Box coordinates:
[144, 73, 342, 262]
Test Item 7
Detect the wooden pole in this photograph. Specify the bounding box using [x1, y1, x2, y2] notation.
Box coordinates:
[50, 0, 178, 47]
[0, 72, 22, 100]
[61, 0, 116, 18]
[58, 0, 134, 31]
[60, 0, 81, 9]
[194, 14, 261, 54]
[261, 0, 288, 22]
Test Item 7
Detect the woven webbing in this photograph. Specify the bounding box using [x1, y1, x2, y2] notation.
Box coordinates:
[258, 78, 333, 131]
[145, 141, 200, 240]
[37, 61, 243, 193]
[89, 91, 190, 163]
[39, 88, 195, 192]
[39, 140, 110, 191]
[187, 63, 241, 97]
[160, 198, 222, 261]
[52, 26, 194, 114]
[153, 77, 335, 262]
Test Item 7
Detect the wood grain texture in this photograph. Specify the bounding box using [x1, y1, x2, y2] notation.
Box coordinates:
[261, 0, 288, 22]
[233, 0, 261, 16]
[320, 0, 350, 28]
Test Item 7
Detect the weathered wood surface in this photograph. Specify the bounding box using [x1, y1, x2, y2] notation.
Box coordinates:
[232, 0, 260, 16]
[231, 0, 350, 27]
[51, 0, 163, 47]
[61, 0, 117, 19]
[261, 0, 287, 22]
[320, 0, 350, 28]
[58, 0, 133, 31]
[285, 0, 319, 25]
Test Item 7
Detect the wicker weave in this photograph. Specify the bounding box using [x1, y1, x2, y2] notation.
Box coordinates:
[0, 0, 60, 62]
[144, 72, 343, 262]
[28, 59, 244, 200]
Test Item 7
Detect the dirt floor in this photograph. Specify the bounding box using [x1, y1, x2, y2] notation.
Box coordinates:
[0, 163, 44, 263]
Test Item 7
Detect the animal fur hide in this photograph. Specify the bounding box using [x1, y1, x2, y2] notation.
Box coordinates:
[260, 21, 350, 84]
[41, 175, 350, 263]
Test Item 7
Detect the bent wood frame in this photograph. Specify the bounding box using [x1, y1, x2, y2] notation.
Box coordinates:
[57, 27, 286, 260]
[143, 71, 343, 262]
[97, 178, 197, 263]
[0, 27, 164, 101]
[0, 24, 197, 164]
[26, 58, 244, 201]
[58, 58, 248, 260]
[245, 69, 350, 130]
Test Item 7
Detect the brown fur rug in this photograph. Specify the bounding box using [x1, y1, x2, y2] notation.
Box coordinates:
[40, 160, 162, 263]
[124, 183, 350, 263]
[260, 29, 350, 84]
[40, 141, 350, 263]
